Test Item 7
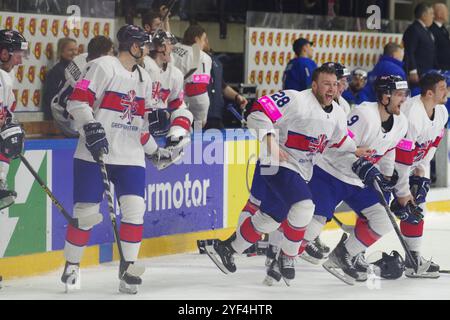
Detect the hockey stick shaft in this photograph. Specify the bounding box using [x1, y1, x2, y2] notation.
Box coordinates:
[19, 154, 79, 227]
[98, 154, 126, 263]
[226, 104, 246, 126]
[332, 216, 354, 233]
[372, 178, 419, 273]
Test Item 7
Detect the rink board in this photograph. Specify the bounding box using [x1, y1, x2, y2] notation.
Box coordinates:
[0, 130, 449, 279]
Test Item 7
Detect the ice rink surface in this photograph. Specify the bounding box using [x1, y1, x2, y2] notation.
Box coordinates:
[1, 212, 450, 300]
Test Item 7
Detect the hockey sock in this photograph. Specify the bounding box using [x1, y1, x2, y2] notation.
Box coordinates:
[400, 220, 424, 252]
[345, 217, 380, 256]
[299, 215, 327, 254]
[64, 224, 92, 264]
[237, 198, 260, 227]
[119, 195, 145, 261]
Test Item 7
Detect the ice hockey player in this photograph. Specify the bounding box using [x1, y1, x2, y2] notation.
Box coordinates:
[323, 62, 352, 115]
[142, 28, 193, 169]
[204, 64, 369, 285]
[51, 36, 115, 137]
[171, 24, 212, 128]
[0, 29, 28, 210]
[60, 25, 175, 294]
[391, 71, 448, 278]
[302, 75, 413, 285]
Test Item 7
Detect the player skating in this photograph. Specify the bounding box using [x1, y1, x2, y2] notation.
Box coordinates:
[203, 65, 371, 285]
[391, 71, 448, 278]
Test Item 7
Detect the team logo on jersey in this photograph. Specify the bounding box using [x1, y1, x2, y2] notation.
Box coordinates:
[414, 141, 432, 162]
[51, 20, 59, 37]
[120, 90, 139, 124]
[40, 19, 48, 36]
[17, 17, 25, 34]
[29, 18, 36, 35]
[309, 134, 328, 154]
[34, 42, 42, 59]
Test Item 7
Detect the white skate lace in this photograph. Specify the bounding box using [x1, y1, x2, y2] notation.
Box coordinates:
[353, 252, 369, 268]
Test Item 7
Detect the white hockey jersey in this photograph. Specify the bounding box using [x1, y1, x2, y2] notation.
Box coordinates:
[248, 89, 356, 181]
[171, 43, 212, 122]
[394, 95, 448, 197]
[317, 102, 408, 187]
[337, 96, 351, 115]
[67, 55, 155, 167]
[142, 55, 186, 110]
[51, 53, 88, 135]
[0, 69, 16, 123]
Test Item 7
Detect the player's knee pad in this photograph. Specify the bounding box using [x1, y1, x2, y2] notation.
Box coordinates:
[251, 211, 280, 234]
[287, 199, 315, 228]
[119, 195, 145, 225]
[73, 202, 101, 230]
[360, 203, 392, 236]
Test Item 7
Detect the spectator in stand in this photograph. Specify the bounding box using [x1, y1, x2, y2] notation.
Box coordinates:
[204, 36, 248, 129]
[403, 3, 437, 89]
[282, 38, 317, 91]
[430, 3, 450, 71]
[362, 42, 406, 102]
[342, 68, 369, 107]
[42, 37, 78, 120]
[141, 1, 172, 33]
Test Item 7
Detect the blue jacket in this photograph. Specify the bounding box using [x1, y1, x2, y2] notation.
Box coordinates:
[361, 55, 407, 102]
[282, 57, 317, 91]
[342, 88, 369, 106]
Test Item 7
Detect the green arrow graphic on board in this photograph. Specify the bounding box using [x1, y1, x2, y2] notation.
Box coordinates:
[0, 150, 48, 258]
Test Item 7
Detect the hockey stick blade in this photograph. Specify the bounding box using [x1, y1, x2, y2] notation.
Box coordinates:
[204, 244, 230, 275]
[439, 270, 450, 274]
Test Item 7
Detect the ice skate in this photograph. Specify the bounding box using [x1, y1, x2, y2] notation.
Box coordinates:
[405, 251, 439, 279]
[118, 261, 144, 294]
[352, 251, 369, 282]
[314, 236, 330, 255]
[299, 240, 327, 265]
[61, 262, 80, 292]
[263, 258, 282, 286]
[204, 239, 236, 274]
[322, 233, 358, 285]
[278, 251, 296, 286]
[0, 180, 16, 210]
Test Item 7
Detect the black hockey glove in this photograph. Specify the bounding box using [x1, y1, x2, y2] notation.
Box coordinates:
[0, 121, 25, 159]
[352, 157, 394, 193]
[83, 122, 108, 162]
[409, 175, 431, 205]
[390, 199, 424, 224]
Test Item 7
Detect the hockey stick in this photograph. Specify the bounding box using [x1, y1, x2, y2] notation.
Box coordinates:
[18, 154, 102, 229]
[226, 103, 247, 127]
[332, 216, 354, 233]
[184, 42, 201, 80]
[372, 178, 430, 275]
[98, 154, 145, 277]
[160, 0, 177, 23]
